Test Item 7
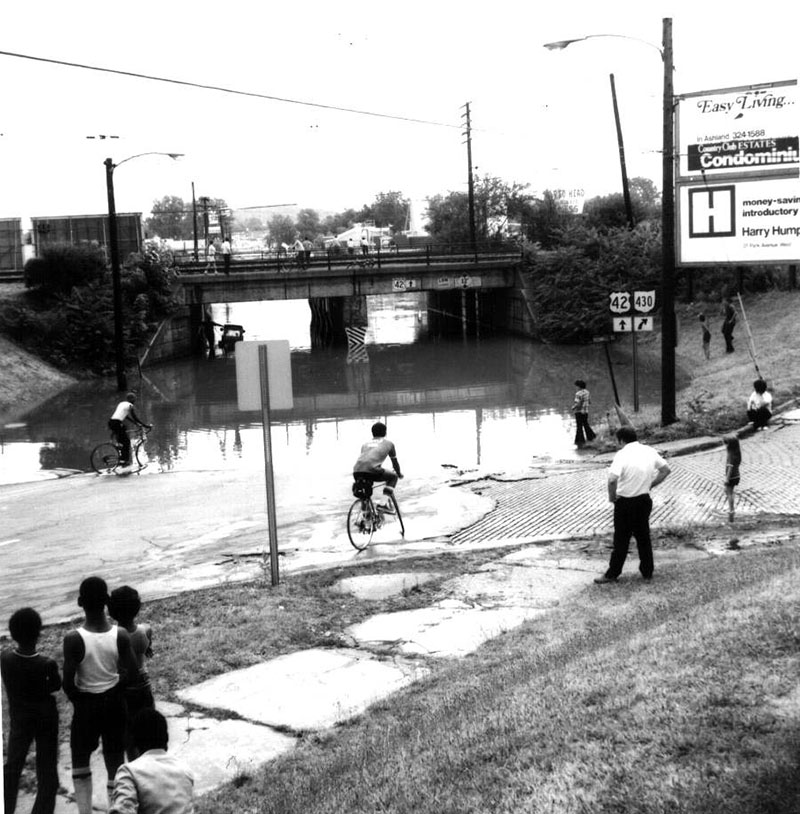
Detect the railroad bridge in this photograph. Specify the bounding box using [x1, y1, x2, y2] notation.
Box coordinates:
[144, 247, 535, 363]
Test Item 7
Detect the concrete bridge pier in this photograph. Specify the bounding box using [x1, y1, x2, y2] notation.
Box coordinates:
[428, 290, 503, 338]
[309, 296, 367, 348]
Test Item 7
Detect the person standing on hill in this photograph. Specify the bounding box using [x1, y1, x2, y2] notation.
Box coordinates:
[572, 379, 596, 447]
[699, 314, 711, 360]
[721, 298, 737, 353]
[723, 434, 741, 524]
[594, 427, 671, 584]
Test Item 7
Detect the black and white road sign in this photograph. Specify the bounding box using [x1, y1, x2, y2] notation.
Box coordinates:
[609, 292, 631, 314]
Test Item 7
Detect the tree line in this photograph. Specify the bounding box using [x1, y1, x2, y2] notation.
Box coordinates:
[144, 176, 662, 248]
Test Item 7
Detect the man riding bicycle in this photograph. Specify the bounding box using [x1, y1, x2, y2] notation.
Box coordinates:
[108, 393, 151, 466]
[352, 422, 403, 512]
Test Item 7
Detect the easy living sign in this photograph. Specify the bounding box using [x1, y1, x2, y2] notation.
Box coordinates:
[675, 79, 799, 265]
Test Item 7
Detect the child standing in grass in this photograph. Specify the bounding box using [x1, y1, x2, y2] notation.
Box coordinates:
[108, 586, 155, 760]
[699, 314, 711, 360]
[2, 607, 62, 814]
[723, 434, 741, 524]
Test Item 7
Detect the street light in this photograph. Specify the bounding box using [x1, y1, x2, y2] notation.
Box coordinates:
[544, 19, 676, 425]
[105, 152, 183, 391]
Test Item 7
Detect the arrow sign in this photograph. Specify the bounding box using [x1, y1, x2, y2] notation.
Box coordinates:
[612, 317, 631, 332]
[635, 316, 654, 332]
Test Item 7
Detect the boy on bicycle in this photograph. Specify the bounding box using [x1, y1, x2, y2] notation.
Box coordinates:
[108, 393, 151, 467]
[352, 422, 403, 512]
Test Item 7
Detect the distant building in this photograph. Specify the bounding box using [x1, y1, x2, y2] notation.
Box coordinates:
[31, 213, 143, 261]
[335, 222, 392, 249]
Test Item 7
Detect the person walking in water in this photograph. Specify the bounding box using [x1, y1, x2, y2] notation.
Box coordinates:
[572, 379, 596, 447]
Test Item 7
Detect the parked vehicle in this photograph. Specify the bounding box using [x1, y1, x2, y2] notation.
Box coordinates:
[219, 323, 245, 355]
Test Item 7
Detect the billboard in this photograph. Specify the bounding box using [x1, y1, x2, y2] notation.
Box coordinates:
[677, 80, 798, 180]
[677, 176, 800, 264]
[675, 79, 799, 265]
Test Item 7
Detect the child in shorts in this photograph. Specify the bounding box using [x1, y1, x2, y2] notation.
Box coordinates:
[63, 576, 136, 814]
[723, 434, 741, 524]
[108, 586, 155, 760]
[2, 607, 61, 814]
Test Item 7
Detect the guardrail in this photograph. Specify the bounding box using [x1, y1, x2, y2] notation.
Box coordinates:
[175, 242, 523, 275]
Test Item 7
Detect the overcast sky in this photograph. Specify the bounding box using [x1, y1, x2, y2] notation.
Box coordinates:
[0, 0, 797, 222]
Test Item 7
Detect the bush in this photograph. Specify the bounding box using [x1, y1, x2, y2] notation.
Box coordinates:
[24, 243, 107, 295]
[1, 244, 178, 375]
[525, 222, 662, 343]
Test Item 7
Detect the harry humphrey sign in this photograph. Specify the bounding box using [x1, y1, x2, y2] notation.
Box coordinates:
[675, 79, 799, 265]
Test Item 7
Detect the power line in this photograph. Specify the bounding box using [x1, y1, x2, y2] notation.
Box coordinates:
[0, 49, 461, 130]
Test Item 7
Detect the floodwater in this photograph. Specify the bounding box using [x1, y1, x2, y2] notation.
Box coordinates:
[0, 293, 668, 489]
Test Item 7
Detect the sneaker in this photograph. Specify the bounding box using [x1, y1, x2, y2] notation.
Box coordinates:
[593, 575, 617, 584]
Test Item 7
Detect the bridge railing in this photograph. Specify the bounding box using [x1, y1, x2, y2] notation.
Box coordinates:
[175, 241, 523, 275]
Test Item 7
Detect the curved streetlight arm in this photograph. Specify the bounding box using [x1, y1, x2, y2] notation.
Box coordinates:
[108, 151, 184, 171]
[543, 33, 663, 60]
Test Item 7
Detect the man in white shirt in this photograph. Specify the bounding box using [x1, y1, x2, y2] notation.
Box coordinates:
[108, 393, 151, 466]
[595, 426, 671, 584]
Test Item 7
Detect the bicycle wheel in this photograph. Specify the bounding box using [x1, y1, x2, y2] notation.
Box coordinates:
[132, 440, 145, 469]
[90, 443, 120, 474]
[389, 494, 405, 537]
[347, 498, 376, 551]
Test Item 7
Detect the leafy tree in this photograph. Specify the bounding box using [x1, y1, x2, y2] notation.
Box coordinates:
[267, 214, 296, 246]
[321, 209, 359, 236]
[296, 208, 321, 239]
[583, 176, 662, 231]
[426, 191, 471, 245]
[368, 191, 410, 231]
[523, 191, 577, 249]
[241, 216, 265, 232]
[145, 196, 193, 240]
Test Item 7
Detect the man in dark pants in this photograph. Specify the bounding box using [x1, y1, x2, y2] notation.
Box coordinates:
[595, 426, 671, 584]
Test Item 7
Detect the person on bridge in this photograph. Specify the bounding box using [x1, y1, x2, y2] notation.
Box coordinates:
[360, 233, 370, 256]
[203, 240, 217, 273]
[352, 421, 403, 513]
[572, 379, 596, 447]
[108, 394, 151, 467]
[221, 236, 232, 275]
[594, 426, 671, 585]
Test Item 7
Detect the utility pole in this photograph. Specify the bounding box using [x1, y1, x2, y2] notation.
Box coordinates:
[610, 74, 635, 229]
[199, 196, 210, 252]
[104, 158, 127, 391]
[461, 102, 477, 252]
[661, 17, 677, 425]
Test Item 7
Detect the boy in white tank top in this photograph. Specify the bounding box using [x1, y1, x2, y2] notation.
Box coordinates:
[63, 577, 136, 814]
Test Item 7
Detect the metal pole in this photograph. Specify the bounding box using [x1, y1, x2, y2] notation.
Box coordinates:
[258, 345, 280, 586]
[603, 340, 621, 406]
[462, 102, 477, 253]
[610, 73, 635, 229]
[192, 182, 199, 261]
[660, 17, 677, 425]
[105, 158, 127, 391]
[632, 325, 639, 411]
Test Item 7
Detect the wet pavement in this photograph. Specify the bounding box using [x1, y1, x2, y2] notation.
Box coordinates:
[10, 416, 800, 812]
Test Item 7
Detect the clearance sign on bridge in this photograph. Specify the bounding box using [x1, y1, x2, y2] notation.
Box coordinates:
[675, 78, 799, 265]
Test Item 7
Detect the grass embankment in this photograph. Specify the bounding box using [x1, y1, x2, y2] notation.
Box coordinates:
[191, 544, 800, 814]
[631, 290, 800, 442]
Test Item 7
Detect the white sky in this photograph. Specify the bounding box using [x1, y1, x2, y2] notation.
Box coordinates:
[0, 0, 798, 221]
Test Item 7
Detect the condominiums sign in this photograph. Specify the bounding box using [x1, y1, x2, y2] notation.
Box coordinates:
[676, 79, 799, 265]
[677, 81, 798, 179]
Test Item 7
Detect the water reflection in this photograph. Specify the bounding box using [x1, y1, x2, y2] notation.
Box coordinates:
[1, 295, 672, 485]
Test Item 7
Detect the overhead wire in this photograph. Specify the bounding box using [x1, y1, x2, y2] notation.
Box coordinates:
[0, 49, 461, 131]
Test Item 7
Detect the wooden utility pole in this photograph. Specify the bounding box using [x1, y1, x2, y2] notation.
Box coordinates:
[461, 102, 477, 253]
[660, 17, 677, 425]
[610, 74, 634, 229]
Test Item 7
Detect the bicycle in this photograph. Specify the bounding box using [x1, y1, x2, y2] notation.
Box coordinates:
[90, 426, 151, 475]
[346, 476, 405, 551]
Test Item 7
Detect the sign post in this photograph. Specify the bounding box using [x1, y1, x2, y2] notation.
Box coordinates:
[236, 341, 293, 587]
[610, 291, 656, 412]
[258, 345, 280, 586]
